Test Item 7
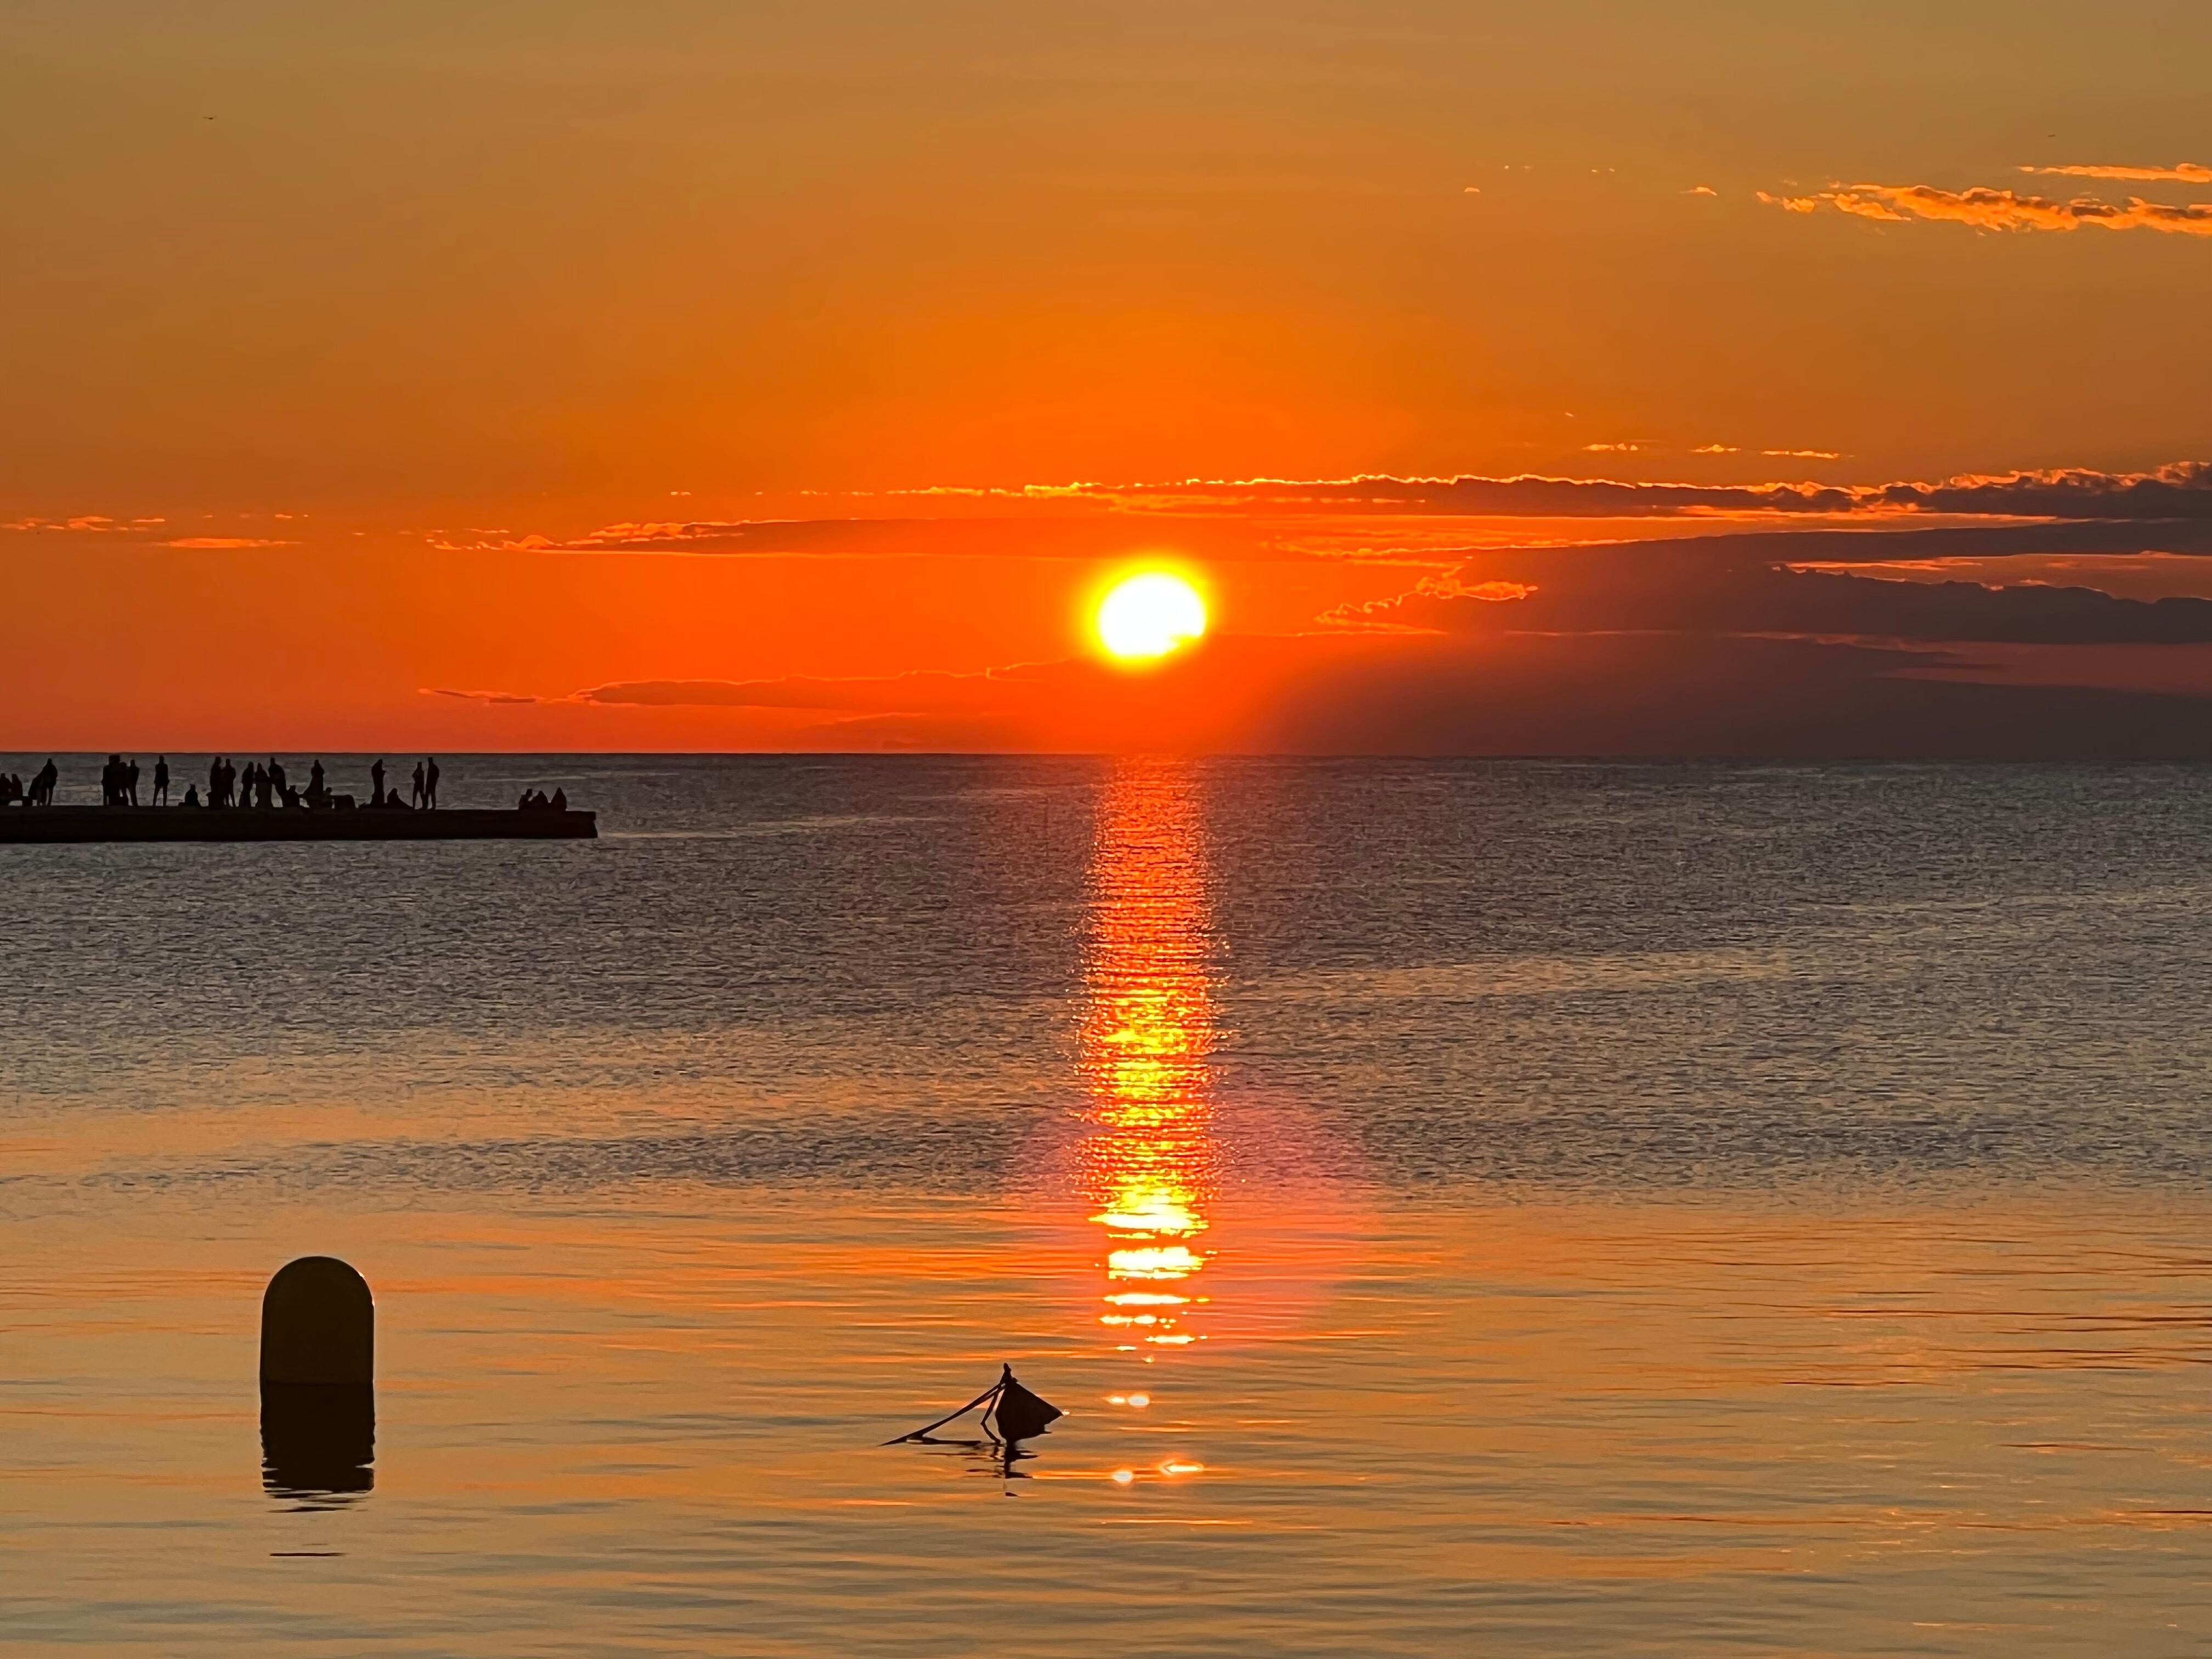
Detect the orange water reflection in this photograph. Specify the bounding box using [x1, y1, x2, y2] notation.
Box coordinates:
[1078, 760, 1221, 1352]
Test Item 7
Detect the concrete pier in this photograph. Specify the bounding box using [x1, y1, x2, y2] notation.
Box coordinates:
[0, 807, 595, 843]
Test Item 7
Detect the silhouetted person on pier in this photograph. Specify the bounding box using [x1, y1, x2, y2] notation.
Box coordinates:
[410, 760, 425, 808]
[425, 757, 439, 809]
[32, 760, 57, 806]
[126, 758, 140, 806]
[370, 758, 386, 805]
[550, 787, 566, 812]
[222, 757, 238, 808]
[250, 761, 270, 809]
[208, 756, 223, 806]
[183, 783, 200, 808]
[153, 757, 169, 806]
[308, 759, 326, 806]
[267, 758, 286, 803]
[100, 755, 119, 806]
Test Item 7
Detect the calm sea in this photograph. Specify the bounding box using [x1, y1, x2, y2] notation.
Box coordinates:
[5, 755, 2211, 1655]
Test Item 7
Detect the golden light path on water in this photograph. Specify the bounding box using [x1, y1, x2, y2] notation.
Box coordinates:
[1077, 761, 1221, 1368]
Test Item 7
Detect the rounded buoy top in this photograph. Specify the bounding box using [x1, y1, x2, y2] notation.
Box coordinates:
[259, 1256, 374, 1387]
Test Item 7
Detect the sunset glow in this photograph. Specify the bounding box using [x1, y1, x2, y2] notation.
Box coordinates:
[18, 8, 2212, 1654]
[1094, 572, 1209, 664]
[1079, 761, 1218, 1354]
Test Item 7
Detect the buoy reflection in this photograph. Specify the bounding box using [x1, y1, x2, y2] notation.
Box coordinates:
[1079, 760, 1220, 1353]
[260, 1384, 375, 1508]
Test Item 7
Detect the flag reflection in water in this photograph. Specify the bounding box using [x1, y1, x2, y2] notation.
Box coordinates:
[1079, 760, 1222, 1352]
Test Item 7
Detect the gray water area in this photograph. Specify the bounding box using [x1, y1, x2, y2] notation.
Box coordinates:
[4, 756, 2211, 1655]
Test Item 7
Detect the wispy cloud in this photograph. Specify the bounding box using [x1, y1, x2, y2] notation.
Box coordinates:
[572, 668, 1030, 714]
[426, 687, 549, 706]
[2021, 162, 2212, 183]
[1049, 461, 2212, 521]
[3, 515, 165, 533]
[465, 464, 2212, 569]
[1762, 184, 2212, 236]
[1350, 521, 2212, 650]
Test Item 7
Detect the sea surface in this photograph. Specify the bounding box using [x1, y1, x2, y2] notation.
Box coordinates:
[4, 755, 2211, 1656]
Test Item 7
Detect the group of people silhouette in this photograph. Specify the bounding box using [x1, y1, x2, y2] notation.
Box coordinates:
[93, 754, 163, 806]
[183, 761, 438, 814]
[184, 756, 439, 810]
[0, 759, 61, 806]
[1, 756, 465, 810]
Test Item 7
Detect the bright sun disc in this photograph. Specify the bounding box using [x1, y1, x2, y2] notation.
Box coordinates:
[1096, 573, 1208, 662]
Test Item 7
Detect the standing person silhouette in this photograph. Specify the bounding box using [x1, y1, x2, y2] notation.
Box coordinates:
[153, 757, 169, 806]
[410, 760, 425, 809]
[126, 758, 140, 806]
[208, 756, 224, 808]
[370, 757, 386, 806]
[425, 757, 440, 810]
[267, 757, 286, 804]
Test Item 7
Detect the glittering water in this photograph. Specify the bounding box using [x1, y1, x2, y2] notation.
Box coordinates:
[5, 755, 2212, 1655]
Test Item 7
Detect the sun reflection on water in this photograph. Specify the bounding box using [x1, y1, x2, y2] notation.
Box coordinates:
[1079, 760, 1221, 1355]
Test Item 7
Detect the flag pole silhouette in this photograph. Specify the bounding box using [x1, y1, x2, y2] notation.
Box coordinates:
[885, 1364, 1063, 1445]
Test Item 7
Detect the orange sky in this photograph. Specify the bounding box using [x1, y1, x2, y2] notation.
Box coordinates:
[8, 4, 2212, 754]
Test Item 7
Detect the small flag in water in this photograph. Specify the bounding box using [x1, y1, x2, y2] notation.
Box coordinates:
[885, 1363, 1063, 1445]
[986, 1367, 1062, 1442]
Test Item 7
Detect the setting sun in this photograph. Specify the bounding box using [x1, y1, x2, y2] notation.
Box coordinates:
[1096, 572, 1209, 663]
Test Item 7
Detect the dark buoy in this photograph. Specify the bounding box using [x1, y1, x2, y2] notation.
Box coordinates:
[259, 1257, 375, 1504]
[261, 1256, 373, 1385]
